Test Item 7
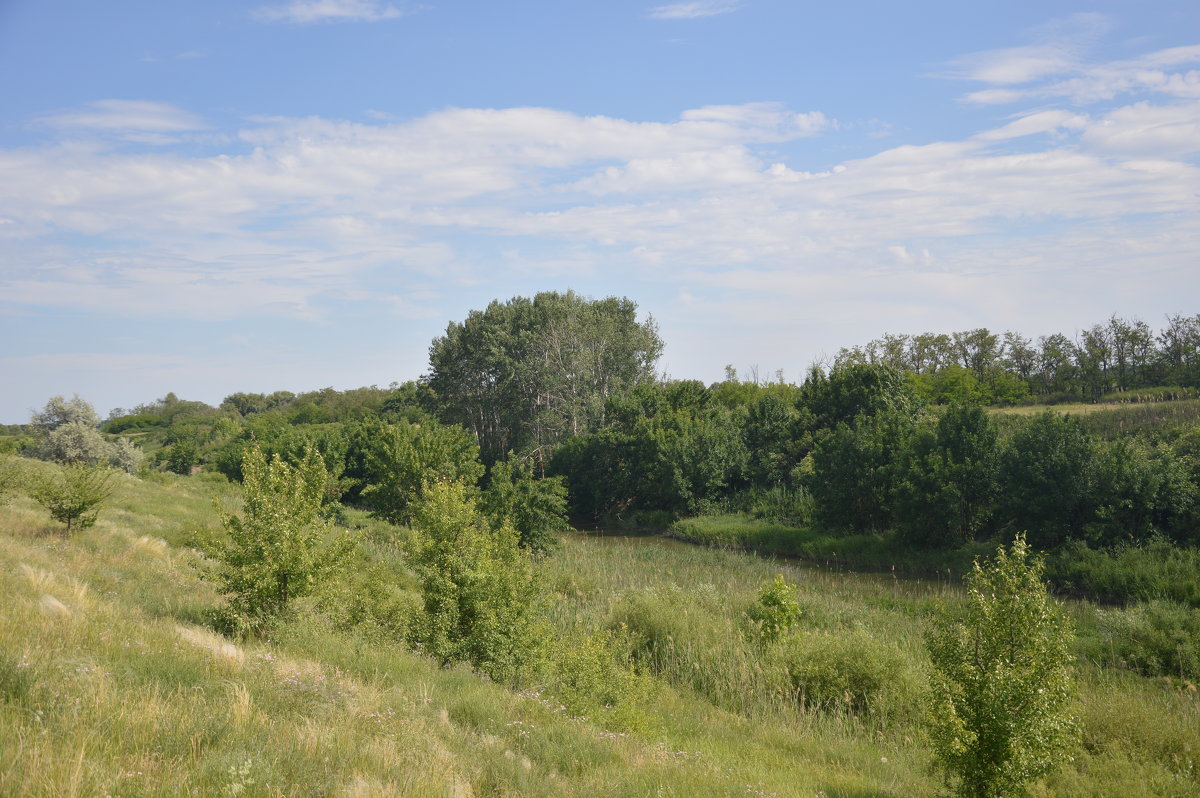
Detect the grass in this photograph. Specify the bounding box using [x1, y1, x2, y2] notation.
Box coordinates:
[667, 513, 993, 578]
[2, 460, 1198, 796]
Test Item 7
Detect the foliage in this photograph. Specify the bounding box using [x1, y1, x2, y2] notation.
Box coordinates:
[999, 411, 1097, 548]
[0, 455, 22, 503]
[480, 455, 570, 555]
[744, 574, 802, 642]
[1081, 599, 1200, 680]
[927, 534, 1076, 798]
[807, 409, 912, 533]
[407, 480, 545, 684]
[1089, 439, 1196, 543]
[894, 404, 1000, 547]
[801, 362, 917, 428]
[547, 630, 658, 732]
[1046, 538, 1200, 606]
[551, 385, 748, 520]
[108, 436, 145, 474]
[30, 462, 116, 532]
[208, 445, 356, 636]
[775, 627, 923, 718]
[30, 394, 100, 434]
[428, 290, 662, 463]
[360, 419, 484, 524]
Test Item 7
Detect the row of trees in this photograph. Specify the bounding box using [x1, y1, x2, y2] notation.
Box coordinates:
[30, 293, 1200, 556]
[837, 314, 1200, 403]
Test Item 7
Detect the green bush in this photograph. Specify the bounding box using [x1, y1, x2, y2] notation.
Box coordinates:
[407, 480, 546, 684]
[744, 574, 802, 643]
[30, 462, 115, 532]
[1047, 539, 1200, 606]
[1084, 600, 1200, 680]
[774, 627, 923, 718]
[207, 444, 356, 636]
[546, 630, 658, 732]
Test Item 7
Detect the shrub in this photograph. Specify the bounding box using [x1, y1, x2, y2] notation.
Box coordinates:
[30, 462, 115, 532]
[927, 534, 1076, 798]
[745, 574, 803, 643]
[547, 630, 657, 732]
[1087, 600, 1200, 680]
[774, 627, 923, 719]
[207, 445, 356, 636]
[0, 455, 22, 503]
[407, 480, 545, 684]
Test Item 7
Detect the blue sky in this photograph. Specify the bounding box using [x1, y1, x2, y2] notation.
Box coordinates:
[1, 1, 1197, 422]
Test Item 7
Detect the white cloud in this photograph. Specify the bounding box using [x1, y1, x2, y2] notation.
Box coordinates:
[649, 2, 738, 21]
[35, 100, 207, 134]
[955, 32, 1200, 106]
[1, 93, 1196, 329]
[254, 0, 406, 24]
[1080, 101, 1200, 157]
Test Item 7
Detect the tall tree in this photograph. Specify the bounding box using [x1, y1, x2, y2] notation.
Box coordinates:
[427, 291, 662, 464]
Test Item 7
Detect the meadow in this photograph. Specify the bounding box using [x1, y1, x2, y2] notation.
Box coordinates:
[2, 461, 1199, 797]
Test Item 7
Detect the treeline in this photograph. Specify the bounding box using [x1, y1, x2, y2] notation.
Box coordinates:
[547, 365, 1200, 551]
[837, 314, 1200, 405]
[15, 293, 1200, 559]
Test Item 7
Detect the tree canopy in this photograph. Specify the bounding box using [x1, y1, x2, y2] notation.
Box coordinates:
[427, 291, 662, 464]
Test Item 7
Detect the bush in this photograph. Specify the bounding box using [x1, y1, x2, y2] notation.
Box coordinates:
[1046, 539, 1200, 606]
[927, 534, 1076, 798]
[774, 627, 923, 718]
[207, 445, 356, 636]
[1085, 600, 1200, 680]
[407, 480, 545, 684]
[546, 630, 657, 732]
[744, 574, 803, 643]
[0, 455, 22, 503]
[30, 462, 115, 532]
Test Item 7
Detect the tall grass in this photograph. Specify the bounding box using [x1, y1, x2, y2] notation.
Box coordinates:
[1, 460, 1197, 796]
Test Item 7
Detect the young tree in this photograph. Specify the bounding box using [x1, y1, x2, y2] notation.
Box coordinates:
[209, 445, 356, 635]
[31, 462, 115, 533]
[408, 480, 544, 684]
[480, 456, 570, 556]
[927, 534, 1076, 798]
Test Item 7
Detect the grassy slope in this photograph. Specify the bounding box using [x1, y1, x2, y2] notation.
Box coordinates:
[1, 464, 1197, 796]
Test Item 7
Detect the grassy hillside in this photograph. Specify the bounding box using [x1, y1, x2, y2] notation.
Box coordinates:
[2, 463, 1199, 796]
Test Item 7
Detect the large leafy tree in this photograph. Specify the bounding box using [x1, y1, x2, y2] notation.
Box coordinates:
[427, 291, 662, 463]
[807, 409, 913, 534]
[359, 419, 485, 525]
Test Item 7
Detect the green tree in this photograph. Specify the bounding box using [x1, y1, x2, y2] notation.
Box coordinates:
[894, 405, 1000, 547]
[427, 291, 662, 463]
[29, 394, 100, 434]
[807, 410, 912, 533]
[31, 462, 115, 533]
[481, 456, 570, 555]
[801, 362, 917, 429]
[408, 480, 544, 684]
[999, 412, 1096, 547]
[209, 445, 356, 635]
[359, 419, 485, 524]
[927, 534, 1076, 798]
